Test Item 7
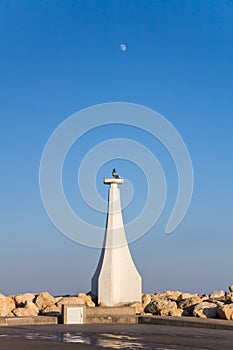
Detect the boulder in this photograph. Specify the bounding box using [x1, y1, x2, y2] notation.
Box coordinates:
[225, 292, 233, 302]
[86, 293, 98, 305]
[41, 304, 61, 316]
[142, 294, 151, 307]
[129, 302, 144, 314]
[217, 304, 233, 320]
[56, 296, 85, 312]
[215, 300, 226, 308]
[177, 293, 199, 302]
[197, 294, 209, 301]
[167, 291, 182, 301]
[14, 293, 35, 307]
[0, 294, 15, 317]
[154, 291, 181, 301]
[13, 302, 39, 317]
[77, 293, 95, 307]
[145, 299, 178, 316]
[57, 296, 85, 306]
[229, 285, 233, 292]
[35, 292, 56, 311]
[54, 296, 63, 304]
[170, 308, 184, 317]
[209, 290, 225, 299]
[6, 312, 15, 317]
[178, 296, 204, 313]
[193, 302, 218, 318]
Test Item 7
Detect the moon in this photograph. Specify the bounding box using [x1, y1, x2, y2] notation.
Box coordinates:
[120, 43, 127, 52]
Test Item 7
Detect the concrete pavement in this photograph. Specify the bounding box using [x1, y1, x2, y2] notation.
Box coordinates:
[0, 323, 233, 349]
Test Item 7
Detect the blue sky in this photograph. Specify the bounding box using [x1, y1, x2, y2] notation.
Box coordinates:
[0, 0, 232, 296]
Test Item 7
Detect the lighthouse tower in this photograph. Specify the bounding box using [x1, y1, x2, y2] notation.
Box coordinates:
[92, 169, 142, 306]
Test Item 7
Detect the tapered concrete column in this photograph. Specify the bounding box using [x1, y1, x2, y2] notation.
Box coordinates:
[92, 177, 142, 306]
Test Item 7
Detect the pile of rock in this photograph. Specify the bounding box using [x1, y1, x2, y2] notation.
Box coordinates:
[0, 285, 233, 321]
[142, 286, 233, 320]
[0, 292, 95, 318]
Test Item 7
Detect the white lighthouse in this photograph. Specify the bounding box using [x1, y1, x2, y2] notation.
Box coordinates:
[92, 169, 142, 306]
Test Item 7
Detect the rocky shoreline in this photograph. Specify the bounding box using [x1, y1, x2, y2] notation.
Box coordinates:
[1, 285, 233, 321]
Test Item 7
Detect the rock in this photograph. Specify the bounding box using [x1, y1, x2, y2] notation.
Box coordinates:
[217, 304, 233, 320]
[86, 300, 95, 307]
[56, 296, 85, 312]
[129, 302, 144, 314]
[86, 293, 98, 305]
[153, 291, 181, 301]
[57, 296, 85, 306]
[177, 293, 199, 302]
[145, 299, 178, 316]
[142, 294, 151, 307]
[77, 293, 95, 307]
[193, 302, 218, 318]
[229, 285, 233, 292]
[0, 294, 15, 317]
[170, 308, 183, 317]
[167, 291, 182, 301]
[209, 290, 225, 299]
[14, 293, 35, 307]
[225, 292, 233, 302]
[178, 296, 204, 313]
[182, 309, 192, 316]
[54, 296, 63, 304]
[35, 292, 56, 311]
[215, 300, 226, 308]
[6, 312, 15, 317]
[77, 293, 91, 302]
[13, 302, 39, 317]
[197, 294, 209, 301]
[41, 304, 61, 316]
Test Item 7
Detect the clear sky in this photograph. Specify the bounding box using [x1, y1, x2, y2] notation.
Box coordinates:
[0, 0, 232, 296]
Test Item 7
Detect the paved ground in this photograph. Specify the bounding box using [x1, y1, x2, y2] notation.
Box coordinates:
[0, 324, 233, 349]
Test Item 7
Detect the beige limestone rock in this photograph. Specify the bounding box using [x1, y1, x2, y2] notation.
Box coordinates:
[86, 300, 95, 307]
[193, 302, 218, 319]
[145, 299, 178, 316]
[197, 294, 209, 301]
[77, 293, 91, 302]
[209, 290, 225, 299]
[54, 296, 63, 304]
[13, 302, 39, 317]
[225, 292, 233, 302]
[0, 294, 15, 317]
[41, 304, 61, 316]
[142, 294, 151, 307]
[170, 307, 183, 317]
[14, 293, 35, 307]
[129, 302, 144, 314]
[177, 293, 199, 302]
[215, 300, 225, 308]
[217, 304, 233, 320]
[57, 296, 85, 305]
[229, 285, 233, 292]
[178, 296, 204, 312]
[155, 291, 181, 301]
[6, 312, 15, 317]
[167, 291, 182, 301]
[77, 293, 95, 307]
[35, 292, 56, 311]
[56, 296, 85, 313]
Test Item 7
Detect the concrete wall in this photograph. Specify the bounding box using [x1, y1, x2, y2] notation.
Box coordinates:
[86, 306, 137, 324]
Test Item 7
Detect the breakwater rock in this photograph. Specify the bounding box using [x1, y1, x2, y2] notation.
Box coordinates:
[1, 286, 233, 321]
